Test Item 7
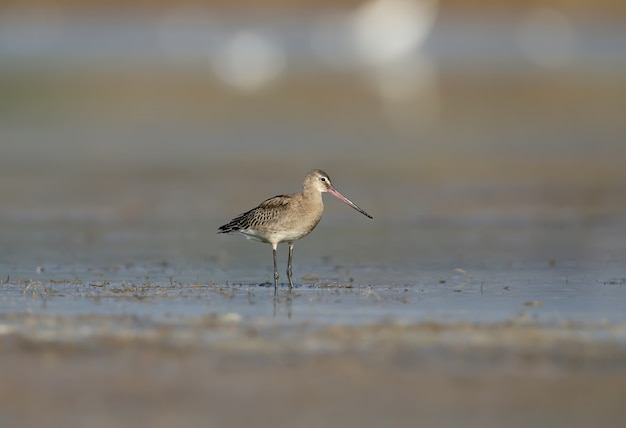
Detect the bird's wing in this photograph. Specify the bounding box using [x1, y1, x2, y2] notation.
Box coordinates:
[218, 194, 294, 232]
[257, 194, 292, 210]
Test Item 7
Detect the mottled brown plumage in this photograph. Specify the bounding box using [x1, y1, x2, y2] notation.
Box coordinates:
[218, 169, 372, 290]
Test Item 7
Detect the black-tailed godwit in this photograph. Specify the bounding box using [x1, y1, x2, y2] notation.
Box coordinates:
[218, 169, 372, 290]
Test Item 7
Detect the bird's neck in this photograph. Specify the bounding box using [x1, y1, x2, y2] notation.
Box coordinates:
[302, 185, 323, 204]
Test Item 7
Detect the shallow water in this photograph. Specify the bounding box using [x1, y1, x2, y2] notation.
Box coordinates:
[2, 213, 625, 326]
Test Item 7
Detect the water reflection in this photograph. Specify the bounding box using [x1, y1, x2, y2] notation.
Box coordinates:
[211, 31, 286, 91]
[349, 0, 438, 66]
[273, 289, 293, 319]
[309, 0, 440, 128]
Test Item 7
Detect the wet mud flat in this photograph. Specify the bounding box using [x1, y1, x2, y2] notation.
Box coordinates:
[1, 277, 626, 428]
[1, 315, 625, 428]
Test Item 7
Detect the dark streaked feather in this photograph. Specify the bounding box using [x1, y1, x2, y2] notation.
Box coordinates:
[218, 194, 294, 233]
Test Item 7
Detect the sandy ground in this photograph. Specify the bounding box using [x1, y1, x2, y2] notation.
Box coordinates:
[1, 312, 626, 428]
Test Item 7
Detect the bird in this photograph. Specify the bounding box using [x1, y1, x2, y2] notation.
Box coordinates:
[218, 169, 372, 290]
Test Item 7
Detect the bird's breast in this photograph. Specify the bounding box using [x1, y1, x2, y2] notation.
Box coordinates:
[267, 199, 323, 243]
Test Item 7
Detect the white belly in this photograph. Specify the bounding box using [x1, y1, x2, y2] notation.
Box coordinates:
[239, 223, 317, 245]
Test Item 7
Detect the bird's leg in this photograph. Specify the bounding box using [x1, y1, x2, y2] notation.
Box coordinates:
[286, 243, 294, 289]
[272, 246, 279, 291]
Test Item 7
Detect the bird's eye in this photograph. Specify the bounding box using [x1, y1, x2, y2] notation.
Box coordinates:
[320, 177, 327, 182]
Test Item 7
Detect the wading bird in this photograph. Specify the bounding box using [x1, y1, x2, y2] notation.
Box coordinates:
[218, 169, 372, 290]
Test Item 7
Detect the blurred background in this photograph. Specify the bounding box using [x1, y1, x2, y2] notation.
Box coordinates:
[1, 0, 626, 270]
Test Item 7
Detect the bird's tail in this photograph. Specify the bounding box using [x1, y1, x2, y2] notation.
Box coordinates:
[217, 222, 240, 234]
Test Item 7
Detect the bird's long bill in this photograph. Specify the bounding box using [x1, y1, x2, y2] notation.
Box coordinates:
[328, 186, 373, 219]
